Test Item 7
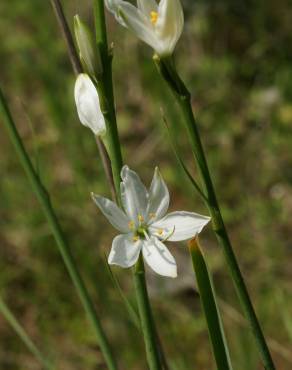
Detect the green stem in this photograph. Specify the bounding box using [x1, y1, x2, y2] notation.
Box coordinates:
[188, 239, 233, 370]
[94, 0, 123, 199]
[155, 56, 275, 370]
[0, 88, 118, 370]
[93, 3, 163, 368]
[0, 295, 54, 370]
[134, 256, 162, 370]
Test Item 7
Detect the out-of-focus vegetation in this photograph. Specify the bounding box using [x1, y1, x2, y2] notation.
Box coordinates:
[0, 0, 292, 369]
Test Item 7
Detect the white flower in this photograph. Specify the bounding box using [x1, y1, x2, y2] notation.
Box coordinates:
[74, 74, 106, 136]
[92, 166, 210, 278]
[105, 0, 184, 57]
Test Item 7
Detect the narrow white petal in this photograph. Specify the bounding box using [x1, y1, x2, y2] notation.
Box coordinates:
[146, 167, 169, 223]
[120, 165, 148, 223]
[74, 74, 106, 136]
[104, 0, 127, 26]
[142, 237, 177, 278]
[92, 193, 130, 233]
[137, 0, 158, 16]
[118, 2, 162, 51]
[155, 0, 184, 56]
[149, 211, 210, 242]
[108, 234, 142, 268]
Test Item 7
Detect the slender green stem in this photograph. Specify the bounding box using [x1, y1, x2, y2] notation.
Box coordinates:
[134, 256, 162, 370]
[49, 0, 117, 204]
[0, 88, 118, 370]
[155, 56, 276, 370]
[0, 295, 54, 370]
[93, 0, 123, 199]
[93, 3, 163, 368]
[188, 238, 233, 370]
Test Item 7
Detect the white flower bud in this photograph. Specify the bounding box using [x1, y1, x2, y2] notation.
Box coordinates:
[74, 15, 102, 77]
[74, 74, 106, 136]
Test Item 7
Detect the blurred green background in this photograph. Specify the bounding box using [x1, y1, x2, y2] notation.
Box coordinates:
[1, 0, 292, 369]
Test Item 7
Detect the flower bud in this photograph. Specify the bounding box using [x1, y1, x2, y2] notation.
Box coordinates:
[74, 15, 102, 77]
[74, 74, 106, 136]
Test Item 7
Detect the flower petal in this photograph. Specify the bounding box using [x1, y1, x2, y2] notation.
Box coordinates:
[74, 74, 106, 136]
[118, 2, 161, 51]
[105, 0, 128, 27]
[120, 165, 148, 223]
[137, 0, 158, 16]
[149, 211, 210, 242]
[92, 193, 130, 233]
[108, 234, 142, 268]
[155, 0, 184, 56]
[142, 237, 177, 278]
[146, 167, 169, 223]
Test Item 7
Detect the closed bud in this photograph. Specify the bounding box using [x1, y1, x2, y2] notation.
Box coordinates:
[74, 74, 106, 136]
[74, 15, 102, 77]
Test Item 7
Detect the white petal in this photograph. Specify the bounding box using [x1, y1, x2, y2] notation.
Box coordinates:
[104, 0, 127, 27]
[108, 234, 142, 268]
[120, 165, 148, 223]
[137, 0, 158, 16]
[74, 74, 106, 136]
[142, 237, 177, 278]
[92, 193, 130, 233]
[149, 211, 210, 242]
[118, 2, 162, 51]
[146, 167, 169, 223]
[155, 0, 184, 56]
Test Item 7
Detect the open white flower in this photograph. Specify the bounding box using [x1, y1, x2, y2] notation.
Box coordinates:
[74, 74, 106, 136]
[92, 166, 210, 278]
[105, 0, 184, 57]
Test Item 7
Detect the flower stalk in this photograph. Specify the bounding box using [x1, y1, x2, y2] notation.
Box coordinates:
[154, 56, 276, 370]
[134, 255, 162, 370]
[0, 87, 118, 370]
[94, 0, 123, 200]
[93, 2, 164, 368]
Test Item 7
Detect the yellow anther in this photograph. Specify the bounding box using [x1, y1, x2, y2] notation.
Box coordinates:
[133, 236, 140, 242]
[150, 11, 158, 25]
[138, 214, 144, 223]
[149, 213, 156, 219]
[158, 229, 164, 236]
[128, 221, 135, 230]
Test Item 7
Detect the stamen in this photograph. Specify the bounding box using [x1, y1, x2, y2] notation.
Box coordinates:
[161, 226, 176, 243]
[133, 235, 140, 242]
[128, 221, 135, 230]
[150, 11, 158, 25]
[158, 228, 164, 236]
[138, 214, 144, 223]
[149, 213, 156, 219]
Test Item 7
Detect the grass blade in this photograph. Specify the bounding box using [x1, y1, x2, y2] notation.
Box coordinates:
[188, 238, 233, 370]
[0, 295, 54, 370]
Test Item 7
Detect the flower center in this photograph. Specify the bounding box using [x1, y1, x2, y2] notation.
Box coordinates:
[150, 11, 158, 25]
[129, 214, 150, 242]
[132, 225, 149, 242]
